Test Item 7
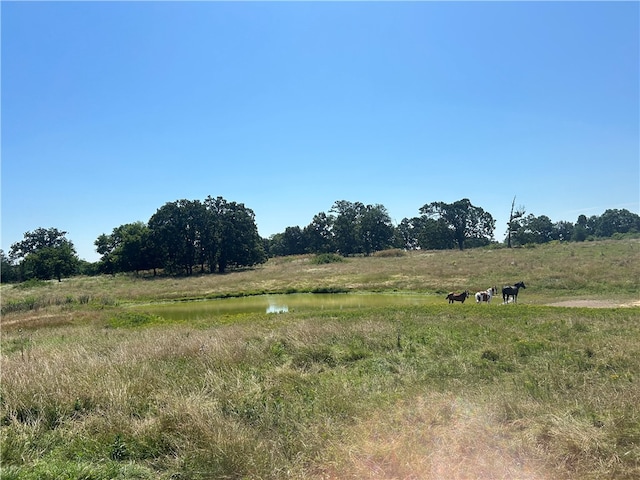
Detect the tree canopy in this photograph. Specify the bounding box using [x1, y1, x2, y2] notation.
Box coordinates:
[96, 196, 266, 275]
[419, 199, 495, 250]
[507, 208, 640, 247]
[9, 228, 79, 282]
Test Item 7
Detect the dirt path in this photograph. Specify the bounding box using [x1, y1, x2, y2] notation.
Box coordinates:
[315, 393, 551, 480]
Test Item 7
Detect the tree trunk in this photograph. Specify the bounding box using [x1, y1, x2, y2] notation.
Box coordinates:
[508, 196, 516, 248]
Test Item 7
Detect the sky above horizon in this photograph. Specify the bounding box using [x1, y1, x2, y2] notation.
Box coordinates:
[2, 1, 639, 262]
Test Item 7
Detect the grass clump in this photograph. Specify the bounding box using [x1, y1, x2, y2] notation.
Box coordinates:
[310, 253, 344, 264]
[1, 297, 44, 315]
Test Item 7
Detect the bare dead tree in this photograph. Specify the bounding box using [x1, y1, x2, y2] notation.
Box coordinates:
[507, 196, 526, 248]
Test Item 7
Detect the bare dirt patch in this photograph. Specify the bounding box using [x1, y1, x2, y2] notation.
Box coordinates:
[546, 299, 640, 308]
[316, 393, 551, 480]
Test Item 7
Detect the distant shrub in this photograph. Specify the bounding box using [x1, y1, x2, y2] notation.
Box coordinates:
[310, 253, 344, 265]
[373, 249, 406, 258]
[612, 231, 640, 240]
[15, 279, 48, 290]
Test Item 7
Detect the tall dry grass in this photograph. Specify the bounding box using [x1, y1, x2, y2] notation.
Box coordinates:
[2, 304, 639, 479]
[1, 239, 639, 479]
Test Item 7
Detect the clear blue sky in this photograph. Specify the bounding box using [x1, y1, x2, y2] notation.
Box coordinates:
[2, 1, 638, 262]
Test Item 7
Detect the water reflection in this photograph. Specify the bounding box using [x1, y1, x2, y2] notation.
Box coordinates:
[266, 302, 289, 314]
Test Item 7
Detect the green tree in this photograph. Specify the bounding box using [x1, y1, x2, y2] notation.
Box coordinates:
[145, 196, 266, 274]
[394, 218, 420, 250]
[263, 227, 306, 257]
[416, 217, 456, 250]
[211, 198, 265, 273]
[359, 204, 395, 255]
[594, 209, 640, 237]
[77, 259, 101, 276]
[10, 228, 79, 282]
[303, 212, 334, 254]
[95, 233, 117, 274]
[394, 216, 454, 251]
[572, 214, 590, 242]
[331, 200, 364, 255]
[553, 220, 574, 242]
[0, 249, 18, 283]
[95, 222, 157, 275]
[266, 233, 287, 257]
[148, 200, 206, 274]
[512, 214, 555, 245]
[419, 199, 495, 250]
[282, 226, 307, 255]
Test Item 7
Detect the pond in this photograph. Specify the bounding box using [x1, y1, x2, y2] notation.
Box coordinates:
[132, 293, 435, 321]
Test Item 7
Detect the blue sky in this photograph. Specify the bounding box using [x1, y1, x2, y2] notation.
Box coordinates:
[2, 1, 638, 262]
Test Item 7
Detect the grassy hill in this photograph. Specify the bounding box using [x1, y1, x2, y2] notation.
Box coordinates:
[1, 239, 639, 479]
[2, 238, 639, 310]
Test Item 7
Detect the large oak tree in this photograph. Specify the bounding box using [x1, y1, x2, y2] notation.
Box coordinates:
[419, 199, 495, 250]
[10, 227, 79, 281]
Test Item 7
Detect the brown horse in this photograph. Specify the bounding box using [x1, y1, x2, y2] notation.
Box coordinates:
[446, 290, 469, 304]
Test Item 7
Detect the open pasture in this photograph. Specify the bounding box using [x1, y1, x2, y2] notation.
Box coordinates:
[1, 240, 639, 479]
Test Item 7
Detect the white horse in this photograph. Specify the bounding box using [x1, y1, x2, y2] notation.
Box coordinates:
[475, 286, 497, 304]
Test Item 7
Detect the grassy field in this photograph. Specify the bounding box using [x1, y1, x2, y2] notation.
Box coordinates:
[1, 240, 639, 479]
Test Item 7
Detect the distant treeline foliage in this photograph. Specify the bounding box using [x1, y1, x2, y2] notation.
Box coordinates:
[94, 196, 266, 276]
[265, 201, 639, 257]
[1, 197, 638, 283]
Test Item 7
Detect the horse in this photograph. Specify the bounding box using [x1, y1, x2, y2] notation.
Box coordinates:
[475, 286, 497, 304]
[446, 290, 469, 304]
[502, 281, 526, 303]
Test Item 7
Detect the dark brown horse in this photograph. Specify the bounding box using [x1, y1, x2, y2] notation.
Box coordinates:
[502, 281, 526, 303]
[446, 290, 469, 304]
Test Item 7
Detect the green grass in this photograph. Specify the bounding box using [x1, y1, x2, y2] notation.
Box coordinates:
[2, 239, 638, 309]
[1, 239, 639, 479]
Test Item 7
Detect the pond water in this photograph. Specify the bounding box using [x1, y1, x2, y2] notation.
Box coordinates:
[133, 293, 434, 321]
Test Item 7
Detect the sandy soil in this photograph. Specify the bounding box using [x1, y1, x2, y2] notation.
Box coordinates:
[546, 299, 640, 308]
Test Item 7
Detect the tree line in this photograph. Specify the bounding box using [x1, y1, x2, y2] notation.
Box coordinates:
[2, 196, 639, 283]
[267, 198, 496, 256]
